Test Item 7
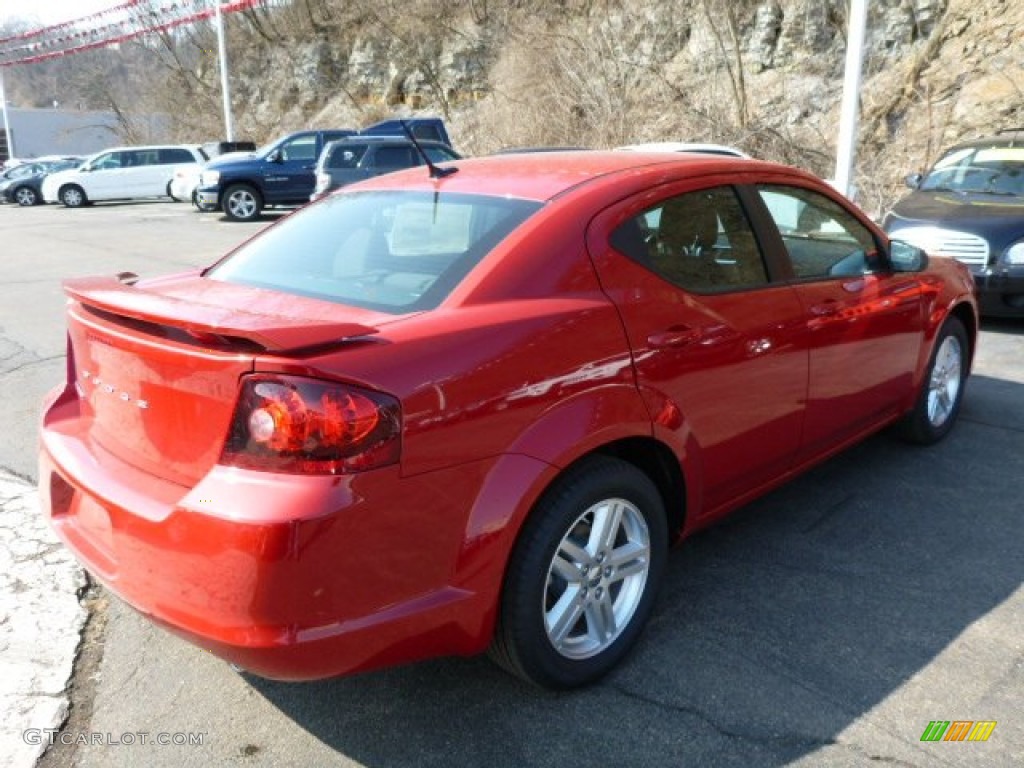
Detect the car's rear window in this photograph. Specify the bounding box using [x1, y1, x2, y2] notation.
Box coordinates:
[208, 190, 543, 313]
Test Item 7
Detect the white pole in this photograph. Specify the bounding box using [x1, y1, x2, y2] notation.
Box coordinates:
[834, 0, 868, 198]
[0, 69, 14, 164]
[215, 1, 234, 141]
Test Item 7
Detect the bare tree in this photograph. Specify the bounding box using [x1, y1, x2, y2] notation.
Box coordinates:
[699, 0, 749, 129]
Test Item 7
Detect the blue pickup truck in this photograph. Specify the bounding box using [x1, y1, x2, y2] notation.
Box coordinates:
[196, 118, 450, 221]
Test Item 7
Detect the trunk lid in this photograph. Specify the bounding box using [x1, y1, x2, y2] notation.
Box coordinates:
[65, 273, 386, 486]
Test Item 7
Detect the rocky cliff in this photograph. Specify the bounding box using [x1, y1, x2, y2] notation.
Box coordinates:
[7, 0, 1022, 215]
[203, 0, 1019, 215]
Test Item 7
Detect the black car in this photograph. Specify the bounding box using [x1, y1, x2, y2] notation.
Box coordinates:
[0, 158, 82, 206]
[311, 136, 460, 201]
[883, 129, 1024, 317]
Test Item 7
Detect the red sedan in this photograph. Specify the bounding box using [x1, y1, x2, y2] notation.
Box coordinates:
[39, 152, 978, 689]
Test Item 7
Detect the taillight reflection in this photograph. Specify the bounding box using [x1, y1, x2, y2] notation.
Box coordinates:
[221, 375, 401, 474]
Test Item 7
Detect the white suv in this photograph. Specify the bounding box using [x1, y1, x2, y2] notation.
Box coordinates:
[42, 145, 206, 207]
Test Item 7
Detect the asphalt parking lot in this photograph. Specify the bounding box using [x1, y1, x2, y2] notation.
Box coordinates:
[2, 200, 1022, 768]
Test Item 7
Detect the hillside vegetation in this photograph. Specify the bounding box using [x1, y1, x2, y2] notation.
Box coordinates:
[6, 0, 1023, 215]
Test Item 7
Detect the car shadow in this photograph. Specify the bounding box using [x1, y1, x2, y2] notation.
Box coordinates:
[212, 209, 293, 224]
[980, 316, 1024, 335]
[244, 375, 1023, 766]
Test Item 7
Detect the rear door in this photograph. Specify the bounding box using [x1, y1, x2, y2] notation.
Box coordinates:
[589, 181, 808, 518]
[128, 148, 163, 196]
[749, 183, 927, 460]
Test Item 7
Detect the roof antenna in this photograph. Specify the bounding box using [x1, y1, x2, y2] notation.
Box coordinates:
[401, 119, 458, 179]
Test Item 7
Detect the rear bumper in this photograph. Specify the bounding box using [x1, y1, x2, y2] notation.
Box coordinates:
[38, 385, 517, 680]
[169, 179, 196, 200]
[973, 269, 1024, 317]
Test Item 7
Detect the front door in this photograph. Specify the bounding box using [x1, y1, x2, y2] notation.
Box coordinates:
[752, 184, 927, 460]
[262, 133, 319, 203]
[84, 151, 129, 200]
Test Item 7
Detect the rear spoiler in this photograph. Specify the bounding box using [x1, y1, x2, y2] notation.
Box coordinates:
[64, 276, 378, 353]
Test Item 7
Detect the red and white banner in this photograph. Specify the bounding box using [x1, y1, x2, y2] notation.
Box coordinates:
[0, 0, 262, 67]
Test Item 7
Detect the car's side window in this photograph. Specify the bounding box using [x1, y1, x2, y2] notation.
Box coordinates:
[423, 146, 457, 163]
[411, 125, 442, 142]
[375, 146, 417, 169]
[131, 150, 159, 167]
[280, 135, 317, 163]
[159, 148, 196, 165]
[327, 145, 367, 169]
[92, 152, 122, 170]
[757, 185, 882, 279]
[610, 186, 769, 293]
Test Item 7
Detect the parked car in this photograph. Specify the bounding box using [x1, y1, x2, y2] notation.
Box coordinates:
[0, 158, 48, 188]
[883, 129, 1024, 317]
[616, 142, 750, 158]
[0, 157, 82, 206]
[0, 160, 56, 202]
[491, 146, 590, 154]
[41, 145, 206, 207]
[169, 140, 257, 208]
[196, 129, 357, 221]
[311, 135, 460, 200]
[196, 118, 451, 222]
[40, 151, 977, 690]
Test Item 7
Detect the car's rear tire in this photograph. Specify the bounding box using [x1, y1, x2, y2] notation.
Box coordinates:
[60, 185, 87, 208]
[489, 456, 667, 689]
[222, 184, 262, 222]
[167, 182, 181, 202]
[899, 316, 968, 444]
[13, 186, 37, 206]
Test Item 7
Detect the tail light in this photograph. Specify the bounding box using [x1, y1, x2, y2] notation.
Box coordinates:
[314, 172, 330, 195]
[221, 374, 400, 474]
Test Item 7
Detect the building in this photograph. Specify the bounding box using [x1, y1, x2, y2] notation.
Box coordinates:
[0, 107, 122, 162]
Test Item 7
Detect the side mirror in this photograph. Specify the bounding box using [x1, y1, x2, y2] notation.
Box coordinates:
[267, 149, 282, 164]
[889, 239, 928, 272]
[904, 172, 923, 189]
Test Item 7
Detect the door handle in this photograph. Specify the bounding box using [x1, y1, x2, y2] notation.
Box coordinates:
[810, 300, 839, 317]
[647, 326, 703, 348]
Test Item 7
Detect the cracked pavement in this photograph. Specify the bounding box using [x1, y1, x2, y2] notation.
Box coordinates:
[2, 202, 1022, 767]
[0, 472, 87, 768]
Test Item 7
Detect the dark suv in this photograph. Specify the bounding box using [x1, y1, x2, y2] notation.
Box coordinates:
[311, 136, 460, 201]
[884, 129, 1024, 317]
[196, 118, 451, 222]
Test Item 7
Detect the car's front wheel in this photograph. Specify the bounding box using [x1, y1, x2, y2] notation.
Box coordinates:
[490, 456, 667, 689]
[900, 315, 969, 444]
[13, 186, 37, 206]
[60, 185, 87, 208]
[222, 184, 262, 222]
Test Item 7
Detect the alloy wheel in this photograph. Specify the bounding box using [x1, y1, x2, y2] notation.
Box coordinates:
[927, 334, 963, 428]
[543, 497, 651, 660]
[15, 187, 36, 206]
[226, 189, 257, 220]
